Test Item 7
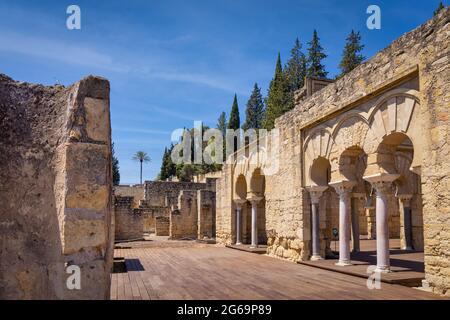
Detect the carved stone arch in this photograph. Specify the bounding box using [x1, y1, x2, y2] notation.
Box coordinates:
[328, 113, 370, 160]
[304, 128, 333, 185]
[366, 88, 421, 170]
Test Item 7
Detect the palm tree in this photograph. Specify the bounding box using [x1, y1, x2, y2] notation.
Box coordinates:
[132, 151, 151, 185]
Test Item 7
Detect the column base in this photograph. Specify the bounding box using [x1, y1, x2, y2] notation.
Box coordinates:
[235, 242, 242, 246]
[310, 255, 323, 261]
[249, 245, 258, 249]
[374, 266, 391, 273]
[402, 246, 413, 251]
[352, 249, 360, 253]
[335, 260, 352, 267]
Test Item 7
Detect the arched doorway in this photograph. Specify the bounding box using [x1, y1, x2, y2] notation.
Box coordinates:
[233, 174, 247, 245]
[363, 131, 424, 272]
[248, 168, 266, 247]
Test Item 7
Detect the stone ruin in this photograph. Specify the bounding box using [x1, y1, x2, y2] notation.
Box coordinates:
[114, 179, 216, 241]
[0, 74, 114, 299]
[216, 8, 450, 295]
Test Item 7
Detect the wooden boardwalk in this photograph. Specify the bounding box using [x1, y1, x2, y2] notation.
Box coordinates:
[110, 241, 440, 300]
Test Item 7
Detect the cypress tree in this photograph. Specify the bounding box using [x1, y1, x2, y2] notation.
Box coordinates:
[217, 111, 226, 137]
[159, 147, 169, 181]
[307, 30, 328, 78]
[242, 83, 265, 130]
[285, 38, 307, 94]
[263, 53, 290, 130]
[167, 144, 177, 178]
[339, 30, 365, 76]
[112, 143, 120, 185]
[227, 94, 240, 130]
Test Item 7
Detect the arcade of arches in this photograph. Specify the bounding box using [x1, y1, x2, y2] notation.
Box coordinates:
[216, 9, 449, 296]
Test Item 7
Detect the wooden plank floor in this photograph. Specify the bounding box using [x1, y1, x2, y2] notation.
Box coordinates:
[110, 241, 441, 300]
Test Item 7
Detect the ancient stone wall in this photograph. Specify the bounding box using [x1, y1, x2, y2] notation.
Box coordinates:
[144, 181, 210, 207]
[114, 185, 144, 208]
[113, 179, 216, 240]
[170, 191, 199, 239]
[215, 9, 450, 295]
[197, 189, 216, 239]
[0, 74, 113, 299]
[155, 216, 170, 236]
[114, 196, 144, 240]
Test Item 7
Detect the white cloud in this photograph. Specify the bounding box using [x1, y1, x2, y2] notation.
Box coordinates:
[0, 30, 130, 72]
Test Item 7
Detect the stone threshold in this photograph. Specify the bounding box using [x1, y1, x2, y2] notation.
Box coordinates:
[297, 259, 424, 287]
[226, 244, 268, 254]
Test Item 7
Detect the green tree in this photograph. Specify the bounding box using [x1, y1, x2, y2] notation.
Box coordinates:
[159, 147, 170, 181]
[217, 111, 227, 137]
[216, 111, 227, 167]
[263, 53, 291, 130]
[176, 163, 195, 182]
[242, 83, 265, 130]
[112, 142, 120, 186]
[227, 94, 240, 130]
[339, 30, 365, 76]
[285, 38, 307, 95]
[307, 30, 328, 78]
[132, 151, 151, 185]
[434, 1, 445, 15]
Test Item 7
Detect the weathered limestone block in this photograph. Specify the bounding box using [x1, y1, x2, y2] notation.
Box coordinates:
[84, 97, 110, 142]
[114, 196, 144, 240]
[0, 74, 113, 300]
[155, 216, 170, 236]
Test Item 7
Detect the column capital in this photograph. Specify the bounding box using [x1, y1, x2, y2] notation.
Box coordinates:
[247, 195, 263, 205]
[306, 185, 328, 204]
[329, 180, 357, 198]
[398, 194, 413, 207]
[363, 173, 400, 195]
[233, 198, 246, 210]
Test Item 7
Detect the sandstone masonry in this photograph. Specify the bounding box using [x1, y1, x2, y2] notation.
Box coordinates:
[0, 74, 114, 299]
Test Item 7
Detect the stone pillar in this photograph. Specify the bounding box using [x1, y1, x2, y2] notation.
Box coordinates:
[351, 193, 365, 253]
[307, 186, 328, 261]
[248, 196, 263, 248]
[398, 194, 413, 250]
[364, 174, 400, 273]
[329, 180, 356, 266]
[234, 199, 246, 245]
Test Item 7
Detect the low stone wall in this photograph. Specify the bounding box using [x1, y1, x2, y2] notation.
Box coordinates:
[114, 196, 144, 240]
[197, 190, 216, 239]
[144, 179, 216, 207]
[170, 191, 198, 239]
[155, 216, 170, 236]
[0, 74, 113, 299]
[114, 185, 144, 208]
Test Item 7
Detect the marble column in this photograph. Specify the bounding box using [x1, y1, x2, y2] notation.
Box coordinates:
[307, 186, 328, 261]
[364, 173, 400, 273]
[234, 200, 246, 245]
[398, 194, 413, 250]
[248, 196, 263, 248]
[351, 193, 365, 253]
[329, 180, 356, 266]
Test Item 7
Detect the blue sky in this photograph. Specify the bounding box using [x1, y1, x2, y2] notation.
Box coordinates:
[0, 0, 445, 183]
